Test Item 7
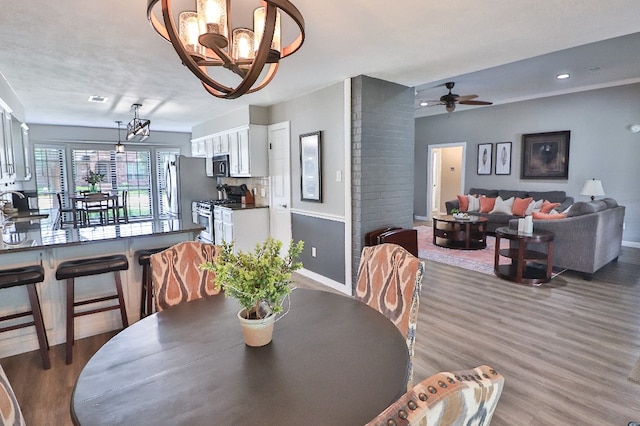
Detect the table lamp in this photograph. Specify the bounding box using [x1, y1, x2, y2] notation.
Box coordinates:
[580, 178, 605, 201]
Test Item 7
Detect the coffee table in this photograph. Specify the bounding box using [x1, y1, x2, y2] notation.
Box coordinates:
[494, 226, 555, 285]
[432, 215, 489, 250]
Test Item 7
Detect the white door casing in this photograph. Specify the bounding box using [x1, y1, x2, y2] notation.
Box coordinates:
[268, 122, 292, 252]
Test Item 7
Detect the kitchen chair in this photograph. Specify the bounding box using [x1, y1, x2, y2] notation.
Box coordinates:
[56, 192, 84, 227]
[82, 193, 115, 225]
[366, 365, 505, 426]
[0, 363, 26, 425]
[356, 243, 425, 387]
[150, 241, 220, 311]
[113, 190, 129, 223]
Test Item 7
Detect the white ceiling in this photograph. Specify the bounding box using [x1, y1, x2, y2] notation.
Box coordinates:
[1, 0, 639, 133]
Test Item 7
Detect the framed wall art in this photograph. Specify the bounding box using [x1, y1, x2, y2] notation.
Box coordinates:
[300, 131, 322, 202]
[477, 143, 492, 175]
[521, 131, 570, 179]
[494, 142, 512, 175]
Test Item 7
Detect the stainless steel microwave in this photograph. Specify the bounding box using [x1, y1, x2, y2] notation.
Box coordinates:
[207, 155, 229, 177]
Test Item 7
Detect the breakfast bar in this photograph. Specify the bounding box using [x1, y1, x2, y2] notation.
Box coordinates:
[0, 215, 204, 360]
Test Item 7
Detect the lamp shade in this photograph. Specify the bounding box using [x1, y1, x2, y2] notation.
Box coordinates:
[580, 179, 605, 200]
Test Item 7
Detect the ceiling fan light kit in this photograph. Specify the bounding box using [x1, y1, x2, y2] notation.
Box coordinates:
[420, 82, 493, 113]
[147, 0, 305, 99]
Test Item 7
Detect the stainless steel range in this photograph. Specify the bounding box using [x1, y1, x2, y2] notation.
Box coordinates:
[194, 186, 248, 243]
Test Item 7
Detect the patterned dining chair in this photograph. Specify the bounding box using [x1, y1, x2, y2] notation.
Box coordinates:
[0, 363, 26, 426]
[150, 241, 220, 311]
[356, 243, 425, 387]
[366, 365, 505, 426]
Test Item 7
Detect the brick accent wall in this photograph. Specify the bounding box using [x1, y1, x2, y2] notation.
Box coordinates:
[351, 75, 415, 287]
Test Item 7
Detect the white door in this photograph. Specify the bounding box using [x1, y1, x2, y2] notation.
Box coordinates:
[268, 122, 291, 251]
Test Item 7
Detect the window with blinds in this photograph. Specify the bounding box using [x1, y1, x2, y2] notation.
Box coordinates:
[34, 145, 66, 209]
[72, 149, 154, 219]
[156, 150, 180, 217]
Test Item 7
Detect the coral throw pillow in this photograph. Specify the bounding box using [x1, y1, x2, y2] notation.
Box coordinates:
[457, 194, 469, 211]
[490, 196, 514, 214]
[479, 197, 496, 213]
[512, 197, 533, 217]
[540, 200, 561, 214]
[532, 212, 567, 220]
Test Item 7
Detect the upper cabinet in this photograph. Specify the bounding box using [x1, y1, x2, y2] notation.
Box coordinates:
[192, 125, 267, 177]
[0, 108, 17, 183]
[13, 122, 31, 181]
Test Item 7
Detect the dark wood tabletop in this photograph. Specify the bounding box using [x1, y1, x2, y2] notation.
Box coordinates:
[71, 288, 409, 425]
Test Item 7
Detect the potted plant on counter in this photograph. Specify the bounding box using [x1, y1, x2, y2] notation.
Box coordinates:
[200, 237, 304, 347]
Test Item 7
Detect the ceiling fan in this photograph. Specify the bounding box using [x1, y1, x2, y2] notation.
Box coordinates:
[420, 82, 493, 112]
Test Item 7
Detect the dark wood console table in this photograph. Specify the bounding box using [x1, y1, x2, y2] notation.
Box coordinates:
[432, 215, 489, 250]
[494, 226, 555, 285]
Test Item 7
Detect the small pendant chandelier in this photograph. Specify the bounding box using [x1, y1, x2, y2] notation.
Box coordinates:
[115, 121, 125, 153]
[147, 0, 305, 99]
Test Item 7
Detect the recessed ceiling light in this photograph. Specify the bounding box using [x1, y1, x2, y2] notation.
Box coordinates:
[88, 95, 108, 103]
[556, 73, 570, 80]
[420, 101, 429, 107]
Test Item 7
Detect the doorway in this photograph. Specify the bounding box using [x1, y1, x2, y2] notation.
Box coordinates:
[427, 142, 466, 219]
[268, 121, 292, 251]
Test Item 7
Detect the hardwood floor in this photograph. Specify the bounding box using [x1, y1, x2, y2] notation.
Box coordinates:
[2, 247, 639, 425]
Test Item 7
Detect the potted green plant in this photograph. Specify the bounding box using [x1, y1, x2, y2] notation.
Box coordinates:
[84, 170, 105, 193]
[200, 237, 304, 346]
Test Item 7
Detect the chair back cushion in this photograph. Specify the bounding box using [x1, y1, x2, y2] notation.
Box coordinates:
[151, 241, 220, 311]
[356, 244, 425, 385]
[0, 364, 25, 426]
[367, 365, 505, 426]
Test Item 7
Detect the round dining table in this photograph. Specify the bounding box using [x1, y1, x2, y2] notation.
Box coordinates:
[71, 288, 409, 425]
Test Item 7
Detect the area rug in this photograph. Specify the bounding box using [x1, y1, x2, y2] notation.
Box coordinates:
[415, 225, 505, 276]
[415, 225, 566, 278]
[630, 356, 640, 384]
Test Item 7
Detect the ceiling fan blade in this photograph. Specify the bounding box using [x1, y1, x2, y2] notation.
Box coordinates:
[426, 102, 445, 107]
[456, 95, 478, 102]
[459, 100, 493, 106]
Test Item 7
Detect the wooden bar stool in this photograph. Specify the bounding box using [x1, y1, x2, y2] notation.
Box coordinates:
[0, 265, 51, 370]
[135, 247, 169, 318]
[55, 254, 129, 364]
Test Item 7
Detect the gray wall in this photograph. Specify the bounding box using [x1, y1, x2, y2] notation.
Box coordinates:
[269, 82, 347, 281]
[351, 75, 415, 285]
[415, 83, 640, 243]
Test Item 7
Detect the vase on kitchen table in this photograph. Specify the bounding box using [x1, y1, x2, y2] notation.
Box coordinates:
[89, 183, 97, 193]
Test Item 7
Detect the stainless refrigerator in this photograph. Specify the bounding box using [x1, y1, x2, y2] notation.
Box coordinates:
[164, 155, 218, 220]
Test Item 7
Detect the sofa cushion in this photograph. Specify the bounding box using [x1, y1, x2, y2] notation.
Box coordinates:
[479, 197, 496, 213]
[567, 200, 608, 217]
[532, 211, 567, 220]
[512, 197, 533, 217]
[540, 200, 561, 213]
[468, 188, 499, 198]
[498, 190, 527, 200]
[490, 196, 514, 214]
[601, 198, 618, 208]
[467, 195, 480, 212]
[527, 191, 566, 203]
[457, 195, 470, 211]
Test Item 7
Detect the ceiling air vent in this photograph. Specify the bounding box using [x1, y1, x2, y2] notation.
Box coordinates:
[88, 95, 108, 103]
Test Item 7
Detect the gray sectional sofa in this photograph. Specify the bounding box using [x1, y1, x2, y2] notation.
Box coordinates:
[444, 188, 574, 233]
[444, 188, 625, 279]
[509, 198, 625, 279]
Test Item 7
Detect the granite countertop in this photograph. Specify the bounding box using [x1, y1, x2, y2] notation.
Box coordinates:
[216, 204, 269, 211]
[0, 218, 204, 254]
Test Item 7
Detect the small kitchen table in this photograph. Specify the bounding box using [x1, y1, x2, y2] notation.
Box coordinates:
[71, 289, 409, 425]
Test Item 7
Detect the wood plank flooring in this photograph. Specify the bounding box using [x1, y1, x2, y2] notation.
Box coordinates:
[2, 247, 639, 425]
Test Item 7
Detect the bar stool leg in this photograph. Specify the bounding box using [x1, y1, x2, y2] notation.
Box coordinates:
[26, 284, 51, 370]
[66, 278, 75, 365]
[114, 271, 129, 328]
[146, 272, 153, 318]
[140, 265, 147, 318]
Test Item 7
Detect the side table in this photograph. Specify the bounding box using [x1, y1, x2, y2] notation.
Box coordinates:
[494, 226, 555, 285]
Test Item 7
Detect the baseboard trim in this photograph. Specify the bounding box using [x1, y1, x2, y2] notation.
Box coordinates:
[295, 268, 351, 296]
[622, 240, 640, 248]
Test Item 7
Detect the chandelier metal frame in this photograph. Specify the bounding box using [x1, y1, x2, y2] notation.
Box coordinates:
[146, 0, 305, 99]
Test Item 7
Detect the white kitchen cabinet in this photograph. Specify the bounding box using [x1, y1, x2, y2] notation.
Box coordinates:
[12, 121, 31, 181]
[228, 125, 267, 177]
[0, 108, 16, 183]
[190, 138, 207, 157]
[213, 133, 229, 155]
[214, 206, 269, 252]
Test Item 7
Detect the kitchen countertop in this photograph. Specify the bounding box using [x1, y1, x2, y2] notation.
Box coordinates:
[215, 203, 269, 211]
[0, 217, 204, 254]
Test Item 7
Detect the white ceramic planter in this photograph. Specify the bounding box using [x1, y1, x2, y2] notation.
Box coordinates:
[237, 309, 276, 347]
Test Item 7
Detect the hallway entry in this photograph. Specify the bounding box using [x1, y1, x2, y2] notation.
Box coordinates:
[427, 143, 466, 218]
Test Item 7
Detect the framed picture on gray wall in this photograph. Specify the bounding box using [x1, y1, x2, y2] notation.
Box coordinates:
[495, 142, 512, 175]
[300, 131, 322, 202]
[477, 143, 492, 175]
[521, 131, 570, 179]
